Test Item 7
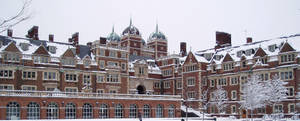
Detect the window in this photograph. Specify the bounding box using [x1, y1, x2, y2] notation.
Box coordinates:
[223, 63, 234, 71]
[109, 51, 117, 57]
[48, 46, 56, 53]
[6, 102, 20, 120]
[121, 63, 126, 70]
[43, 72, 57, 80]
[34, 56, 49, 63]
[154, 82, 160, 88]
[287, 87, 294, 97]
[121, 52, 126, 58]
[241, 61, 247, 68]
[230, 77, 238, 85]
[218, 78, 227, 86]
[97, 89, 104, 94]
[23, 71, 36, 80]
[99, 104, 108, 118]
[231, 105, 236, 114]
[210, 80, 215, 87]
[257, 107, 266, 114]
[62, 58, 75, 66]
[107, 61, 118, 67]
[27, 102, 40, 119]
[115, 104, 123, 118]
[185, 65, 196, 72]
[211, 65, 216, 72]
[3, 53, 20, 62]
[65, 87, 78, 93]
[188, 91, 196, 99]
[156, 104, 163, 118]
[0, 84, 13, 90]
[109, 90, 117, 94]
[84, 60, 90, 67]
[202, 79, 207, 86]
[82, 103, 93, 119]
[83, 74, 91, 85]
[129, 104, 137, 118]
[288, 104, 295, 113]
[258, 73, 269, 81]
[187, 77, 195, 86]
[162, 60, 168, 66]
[177, 82, 182, 89]
[0, 69, 13, 78]
[273, 104, 283, 113]
[210, 106, 215, 114]
[139, 67, 144, 75]
[231, 90, 237, 100]
[47, 102, 58, 119]
[168, 105, 175, 118]
[99, 60, 105, 69]
[106, 74, 119, 83]
[21, 85, 36, 91]
[65, 103, 76, 119]
[280, 54, 295, 63]
[97, 75, 105, 83]
[99, 49, 105, 56]
[245, 49, 253, 56]
[237, 51, 243, 57]
[143, 104, 151, 118]
[65, 73, 77, 82]
[164, 81, 170, 88]
[162, 69, 172, 76]
[280, 71, 293, 80]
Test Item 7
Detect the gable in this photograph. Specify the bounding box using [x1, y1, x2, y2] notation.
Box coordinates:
[280, 42, 295, 53]
[4, 42, 21, 53]
[62, 48, 76, 57]
[33, 45, 50, 55]
[222, 53, 233, 62]
[183, 52, 198, 65]
[254, 47, 267, 57]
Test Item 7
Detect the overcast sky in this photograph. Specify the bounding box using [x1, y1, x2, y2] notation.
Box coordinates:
[1, 0, 300, 53]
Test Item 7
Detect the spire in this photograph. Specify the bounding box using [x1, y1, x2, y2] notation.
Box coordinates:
[129, 17, 132, 26]
[156, 22, 158, 33]
[112, 25, 114, 33]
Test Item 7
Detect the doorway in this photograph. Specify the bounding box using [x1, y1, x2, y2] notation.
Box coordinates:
[137, 85, 146, 94]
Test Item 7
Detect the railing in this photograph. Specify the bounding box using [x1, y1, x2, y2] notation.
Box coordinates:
[0, 90, 182, 101]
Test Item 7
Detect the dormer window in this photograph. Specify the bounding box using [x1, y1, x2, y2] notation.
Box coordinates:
[280, 53, 295, 63]
[48, 46, 56, 54]
[237, 51, 243, 57]
[268, 44, 276, 52]
[211, 65, 216, 72]
[20, 43, 29, 51]
[204, 53, 213, 60]
[245, 49, 252, 56]
[84, 60, 90, 67]
[214, 55, 223, 60]
[109, 51, 116, 57]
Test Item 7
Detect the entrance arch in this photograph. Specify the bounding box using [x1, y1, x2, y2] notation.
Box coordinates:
[136, 85, 146, 94]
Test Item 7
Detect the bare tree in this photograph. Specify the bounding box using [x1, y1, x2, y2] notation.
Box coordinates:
[0, 0, 32, 33]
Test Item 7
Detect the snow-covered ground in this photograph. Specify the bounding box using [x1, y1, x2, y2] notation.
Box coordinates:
[6, 118, 298, 121]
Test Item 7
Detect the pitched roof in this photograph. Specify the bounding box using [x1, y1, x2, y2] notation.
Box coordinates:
[33, 45, 50, 55]
[254, 47, 267, 57]
[62, 48, 76, 57]
[279, 42, 295, 53]
[222, 53, 233, 62]
[3, 42, 20, 52]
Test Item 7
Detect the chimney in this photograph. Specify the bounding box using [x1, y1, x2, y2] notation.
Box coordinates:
[100, 37, 107, 45]
[49, 34, 54, 42]
[71, 32, 79, 45]
[215, 31, 231, 49]
[26, 26, 39, 40]
[246, 37, 252, 43]
[180, 42, 187, 57]
[7, 29, 13, 37]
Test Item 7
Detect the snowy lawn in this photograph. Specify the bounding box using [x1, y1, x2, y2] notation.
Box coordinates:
[5, 118, 297, 121]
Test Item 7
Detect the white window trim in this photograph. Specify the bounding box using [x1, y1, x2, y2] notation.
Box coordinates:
[286, 86, 294, 97]
[96, 74, 105, 83]
[164, 81, 170, 88]
[230, 77, 238, 85]
[210, 79, 215, 87]
[21, 85, 37, 91]
[0, 69, 14, 79]
[65, 73, 78, 82]
[279, 70, 294, 81]
[231, 90, 237, 100]
[231, 105, 237, 114]
[0, 84, 14, 90]
[22, 70, 37, 80]
[65, 87, 78, 92]
[43, 71, 58, 80]
[97, 89, 104, 94]
[187, 77, 196, 87]
[288, 103, 295, 114]
[273, 104, 283, 113]
[83, 74, 92, 85]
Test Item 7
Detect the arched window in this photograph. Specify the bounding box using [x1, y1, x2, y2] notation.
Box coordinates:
[46, 102, 59, 119]
[115, 104, 123, 118]
[6, 102, 20, 120]
[156, 104, 163, 118]
[27, 102, 40, 119]
[129, 104, 137, 118]
[143, 104, 151, 118]
[82, 103, 93, 119]
[99, 104, 108, 118]
[168, 105, 175, 118]
[65, 103, 76, 119]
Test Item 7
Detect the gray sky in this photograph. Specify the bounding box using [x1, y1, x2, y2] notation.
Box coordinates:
[1, 0, 300, 53]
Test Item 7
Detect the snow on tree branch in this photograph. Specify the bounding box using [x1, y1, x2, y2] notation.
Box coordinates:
[0, 0, 32, 33]
[210, 85, 228, 113]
